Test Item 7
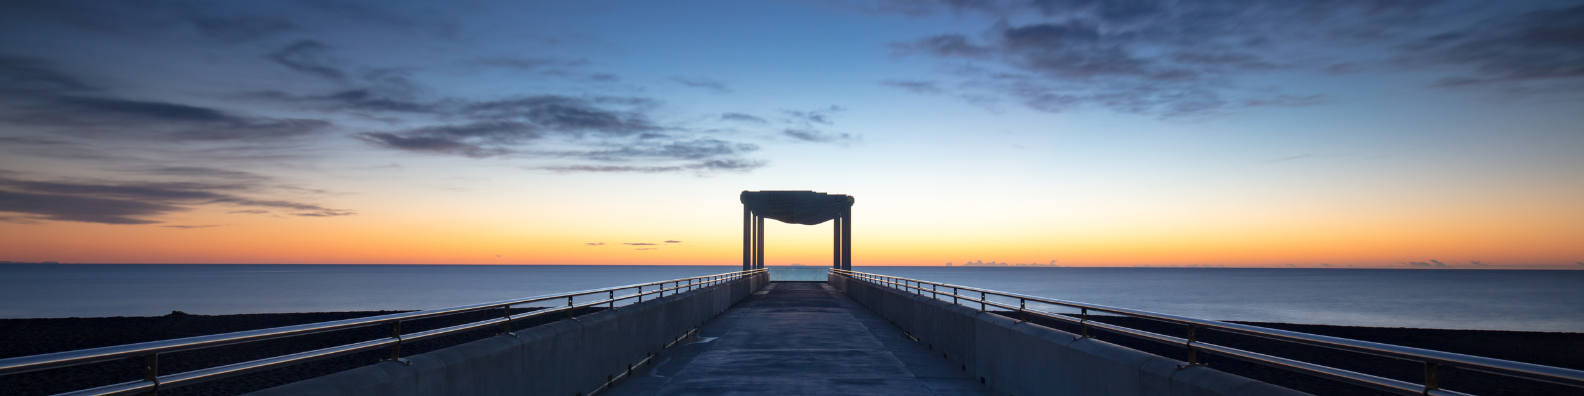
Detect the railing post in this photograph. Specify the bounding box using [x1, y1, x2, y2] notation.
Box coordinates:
[501, 305, 513, 334]
[1079, 308, 1090, 339]
[638, 285, 643, 302]
[1425, 362, 1440, 393]
[1019, 298, 1026, 323]
[980, 292, 986, 312]
[952, 287, 958, 305]
[609, 290, 615, 308]
[388, 321, 403, 361]
[567, 296, 574, 319]
[142, 353, 158, 396]
[1183, 324, 1201, 368]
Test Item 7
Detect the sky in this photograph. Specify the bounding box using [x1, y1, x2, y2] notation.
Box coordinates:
[0, 0, 1581, 268]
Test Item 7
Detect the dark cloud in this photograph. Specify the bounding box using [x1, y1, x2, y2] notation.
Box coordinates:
[879, 0, 1504, 116]
[292, 210, 355, 217]
[358, 121, 539, 158]
[664, 240, 681, 243]
[1400, 5, 1584, 89]
[0, 189, 179, 224]
[461, 96, 659, 135]
[1403, 260, 1450, 268]
[266, 40, 347, 80]
[720, 113, 767, 123]
[0, 56, 94, 94]
[161, 225, 222, 229]
[624, 242, 656, 246]
[473, 57, 590, 71]
[672, 77, 732, 93]
[782, 106, 845, 125]
[137, 167, 270, 181]
[1470, 261, 1490, 266]
[581, 139, 759, 161]
[880, 80, 943, 94]
[0, 176, 352, 225]
[228, 210, 270, 215]
[586, 242, 605, 246]
[190, 16, 296, 41]
[538, 158, 765, 173]
[783, 129, 853, 143]
[0, 62, 334, 142]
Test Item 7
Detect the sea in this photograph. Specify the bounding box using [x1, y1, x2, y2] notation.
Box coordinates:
[1, 264, 1580, 332]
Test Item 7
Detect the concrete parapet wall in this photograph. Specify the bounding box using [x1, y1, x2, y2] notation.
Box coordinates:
[245, 274, 768, 396]
[830, 274, 1310, 396]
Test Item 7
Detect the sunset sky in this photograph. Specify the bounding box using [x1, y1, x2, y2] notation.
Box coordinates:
[1, 0, 1581, 268]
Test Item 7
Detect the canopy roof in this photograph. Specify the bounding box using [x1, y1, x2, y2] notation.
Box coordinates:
[740, 190, 854, 225]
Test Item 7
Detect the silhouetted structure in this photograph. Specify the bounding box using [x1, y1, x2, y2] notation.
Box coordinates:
[739, 190, 855, 271]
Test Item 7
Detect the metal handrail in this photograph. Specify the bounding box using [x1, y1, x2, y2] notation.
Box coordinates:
[0, 268, 768, 396]
[831, 269, 1584, 395]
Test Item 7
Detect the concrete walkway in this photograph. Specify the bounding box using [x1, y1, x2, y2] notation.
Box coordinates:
[601, 282, 996, 396]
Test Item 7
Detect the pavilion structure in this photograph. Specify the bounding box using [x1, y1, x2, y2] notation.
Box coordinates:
[740, 190, 854, 271]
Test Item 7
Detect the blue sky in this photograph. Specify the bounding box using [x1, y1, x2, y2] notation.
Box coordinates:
[1, 0, 1581, 267]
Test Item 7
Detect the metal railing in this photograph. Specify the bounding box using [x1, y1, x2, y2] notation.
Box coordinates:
[0, 268, 768, 396]
[831, 269, 1584, 396]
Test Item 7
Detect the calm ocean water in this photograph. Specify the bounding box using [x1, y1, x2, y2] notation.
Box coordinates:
[1, 265, 1580, 332]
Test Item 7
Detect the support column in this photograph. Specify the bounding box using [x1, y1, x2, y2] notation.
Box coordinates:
[841, 207, 852, 270]
[743, 206, 752, 271]
[756, 215, 765, 269]
[832, 217, 842, 269]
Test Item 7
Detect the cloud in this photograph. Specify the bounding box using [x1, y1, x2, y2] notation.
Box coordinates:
[624, 243, 656, 246]
[672, 77, 731, 93]
[664, 240, 681, 243]
[291, 211, 355, 217]
[161, 225, 221, 229]
[473, 57, 589, 71]
[585, 242, 605, 246]
[228, 210, 270, 214]
[783, 129, 853, 143]
[1400, 5, 1584, 90]
[266, 40, 347, 80]
[0, 56, 95, 94]
[878, 0, 1493, 116]
[720, 113, 767, 123]
[0, 69, 334, 142]
[880, 80, 943, 94]
[1262, 154, 1314, 163]
[1470, 260, 1491, 266]
[1402, 260, 1450, 268]
[537, 158, 765, 174]
[782, 106, 845, 125]
[136, 167, 271, 181]
[0, 175, 352, 225]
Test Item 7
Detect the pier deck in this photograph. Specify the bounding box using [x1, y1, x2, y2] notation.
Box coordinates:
[602, 282, 995, 396]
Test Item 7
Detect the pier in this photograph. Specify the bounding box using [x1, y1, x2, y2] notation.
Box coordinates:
[601, 282, 992, 396]
[2, 191, 1582, 395]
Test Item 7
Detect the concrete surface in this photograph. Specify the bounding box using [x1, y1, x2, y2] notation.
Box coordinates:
[600, 282, 996, 396]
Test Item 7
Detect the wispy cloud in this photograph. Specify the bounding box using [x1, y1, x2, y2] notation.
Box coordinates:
[664, 240, 681, 243]
[624, 242, 656, 246]
[586, 242, 605, 246]
[672, 77, 731, 93]
[161, 225, 222, 229]
[0, 175, 352, 225]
